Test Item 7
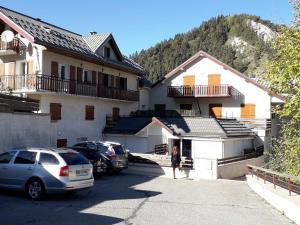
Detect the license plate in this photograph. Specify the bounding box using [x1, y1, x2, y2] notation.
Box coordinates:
[76, 169, 88, 176]
[97, 167, 103, 172]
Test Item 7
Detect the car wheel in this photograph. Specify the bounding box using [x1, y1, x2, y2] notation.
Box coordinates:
[26, 178, 45, 200]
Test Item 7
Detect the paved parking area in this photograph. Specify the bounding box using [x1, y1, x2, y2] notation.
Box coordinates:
[0, 172, 293, 225]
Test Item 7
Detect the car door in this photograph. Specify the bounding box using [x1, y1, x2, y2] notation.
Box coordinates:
[0, 151, 17, 188]
[10, 151, 37, 188]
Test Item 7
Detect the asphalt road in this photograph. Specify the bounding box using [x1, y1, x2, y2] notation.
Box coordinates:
[0, 172, 293, 225]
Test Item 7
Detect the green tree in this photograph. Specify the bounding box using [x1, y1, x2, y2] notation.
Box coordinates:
[264, 0, 300, 176]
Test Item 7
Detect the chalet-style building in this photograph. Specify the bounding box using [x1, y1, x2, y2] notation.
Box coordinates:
[0, 7, 147, 147]
[104, 51, 285, 161]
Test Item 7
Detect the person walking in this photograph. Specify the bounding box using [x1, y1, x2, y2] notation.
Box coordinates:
[171, 145, 181, 179]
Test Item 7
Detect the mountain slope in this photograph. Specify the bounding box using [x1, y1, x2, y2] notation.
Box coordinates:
[130, 14, 281, 83]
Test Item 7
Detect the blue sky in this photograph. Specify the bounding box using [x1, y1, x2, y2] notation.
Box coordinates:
[1, 0, 294, 56]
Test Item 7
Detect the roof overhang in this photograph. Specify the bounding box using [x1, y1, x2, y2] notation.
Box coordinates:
[0, 12, 34, 42]
[135, 117, 175, 136]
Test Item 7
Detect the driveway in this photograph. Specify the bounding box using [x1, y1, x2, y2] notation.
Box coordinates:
[0, 172, 293, 225]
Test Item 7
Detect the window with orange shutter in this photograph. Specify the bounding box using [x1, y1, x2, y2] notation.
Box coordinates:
[85, 105, 94, 120]
[240, 104, 256, 119]
[50, 103, 61, 121]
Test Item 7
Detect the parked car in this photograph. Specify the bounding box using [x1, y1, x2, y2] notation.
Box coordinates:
[69, 146, 107, 175]
[73, 141, 128, 173]
[0, 148, 94, 200]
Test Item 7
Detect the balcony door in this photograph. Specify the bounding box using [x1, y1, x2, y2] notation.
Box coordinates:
[209, 104, 222, 118]
[69, 65, 76, 94]
[51, 61, 58, 91]
[183, 75, 195, 96]
[208, 74, 220, 95]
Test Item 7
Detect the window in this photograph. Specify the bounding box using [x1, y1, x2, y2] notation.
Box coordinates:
[120, 77, 127, 90]
[97, 144, 109, 154]
[60, 65, 65, 80]
[84, 70, 89, 84]
[59, 153, 89, 165]
[241, 104, 256, 119]
[104, 47, 110, 58]
[85, 105, 94, 120]
[39, 153, 59, 165]
[14, 151, 37, 164]
[50, 103, 61, 121]
[57, 139, 67, 148]
[108, 75, 114, 87]
[103, 74, 109, 87]
[0, 151, 16, 164]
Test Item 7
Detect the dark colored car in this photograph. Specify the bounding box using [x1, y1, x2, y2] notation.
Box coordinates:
[69, 146, 107, 175]
[73, 141, 128, 173]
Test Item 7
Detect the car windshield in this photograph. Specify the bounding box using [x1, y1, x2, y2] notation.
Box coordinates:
[113, 145, 125, 155]
[59, 152, 89, 165]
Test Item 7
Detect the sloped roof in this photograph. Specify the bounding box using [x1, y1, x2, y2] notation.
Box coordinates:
[83, 33, 111, 52]
[0, 6, 144, 75]
[103, 117, 152, 134]
[153, 50, 285, 101]
[104, 116, 254, 138]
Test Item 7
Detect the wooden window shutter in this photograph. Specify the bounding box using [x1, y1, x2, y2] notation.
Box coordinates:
[241, 104, 256, 119]
[98, 72, 103, 85]
[77, 67, 83, 83]
[85, 105, 94, 120]
[50, 103, 61, 121]
[0, 63, 5, 76]
[92, 71, 97, 85]
[51, 61, 58, 77]
[183, 75, 195, 86]
[112, 107, 120, 121]
[27, 61, 34, 75]
[8, 62, 15, 75]
[70, 66, 76, 80]
[115, 76, 120, 88]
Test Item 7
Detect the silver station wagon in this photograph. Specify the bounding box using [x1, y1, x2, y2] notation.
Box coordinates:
[0, 148, 94, 200]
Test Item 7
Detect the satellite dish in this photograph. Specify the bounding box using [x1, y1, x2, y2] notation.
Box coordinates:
[1, 30, 14, 42]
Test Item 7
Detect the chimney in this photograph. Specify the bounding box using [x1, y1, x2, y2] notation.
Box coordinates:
[36, 18, 42, 22]
[90, 31, 97, 35]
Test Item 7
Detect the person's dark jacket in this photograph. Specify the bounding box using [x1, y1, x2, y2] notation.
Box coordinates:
[171, 153, 181, 167]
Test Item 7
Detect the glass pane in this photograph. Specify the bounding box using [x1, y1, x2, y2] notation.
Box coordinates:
[59, 153, 89, 165]
[14, 151, 37, 164]
[0, 151, 16, 164]
[40, 153, 59, 165]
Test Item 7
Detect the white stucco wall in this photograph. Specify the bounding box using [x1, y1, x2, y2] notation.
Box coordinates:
[139, 88, 150, 110]
[223, 138, 253, 158]
[0, 112, 51, 153]
[150, 57, 272, 119]
[27, 93, 138, 147]
[192, 139, 223, 159]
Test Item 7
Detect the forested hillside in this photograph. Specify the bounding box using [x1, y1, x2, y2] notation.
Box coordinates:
[130, 14, 281, 83]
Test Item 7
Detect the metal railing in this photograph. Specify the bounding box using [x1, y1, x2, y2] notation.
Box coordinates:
[168, 85, 232, 97]
[0, 75, 139, 101]
[247, 165, 300, 196]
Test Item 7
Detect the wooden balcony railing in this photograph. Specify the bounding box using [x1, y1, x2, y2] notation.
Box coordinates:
[167, 85, 232, 97]
[0, 75, 139, 101]
[0, 36, 21, 52]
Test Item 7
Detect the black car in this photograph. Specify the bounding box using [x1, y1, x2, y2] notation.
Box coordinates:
[73, 141, 128, 173]
[70, 146, 107, 175]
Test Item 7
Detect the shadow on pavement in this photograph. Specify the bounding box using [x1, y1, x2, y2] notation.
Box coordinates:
[0, 169, 163, 225]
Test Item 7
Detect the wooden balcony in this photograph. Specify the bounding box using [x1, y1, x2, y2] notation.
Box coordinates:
[0, 37, 22, 55]
[167, 85, 232, 98]
[0, 75, 139, 101]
